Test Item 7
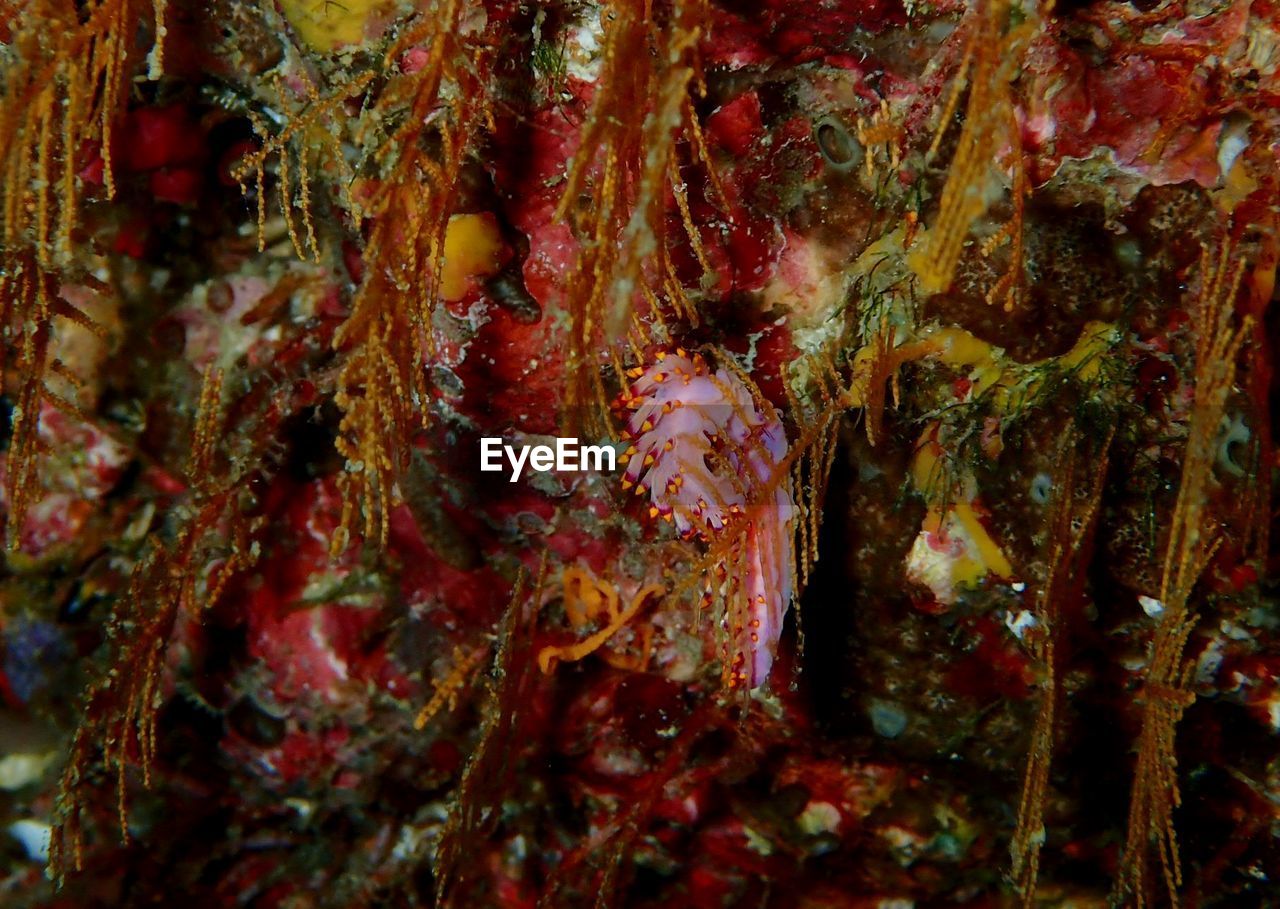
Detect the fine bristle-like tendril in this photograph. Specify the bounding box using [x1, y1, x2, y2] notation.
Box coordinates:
[557, 0, 720, 438]
[49, 366, 263, 882]
[1010, 424, 1113, 906]
[910, 0, 1036, 300]
[1115, 235, 1251, 909]
[434, 556, 547, 908]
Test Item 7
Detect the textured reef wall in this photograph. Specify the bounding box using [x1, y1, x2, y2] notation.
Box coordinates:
[0, 0, 1278, 906]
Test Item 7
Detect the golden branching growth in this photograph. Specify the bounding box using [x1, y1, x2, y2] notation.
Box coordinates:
[415, 642, 490, 730]
[331, 1, 494, 553]
[1010, 424, 1113, 906]
[556, 0, 722, 436]
[2, 257, 60, 551]
[0, 0, 162, 548]
[50, 368, 262, 882]
[978, 105, 1027, 313]
[785, 353, 845, 592]
[910, 0, 1036, 303]
[1115, 237, 1251, 909]
[778, 334, 934, 637]
[845, 328, 939, 448]
[855, 99, 905, 179]
[234, 69, 373, 261]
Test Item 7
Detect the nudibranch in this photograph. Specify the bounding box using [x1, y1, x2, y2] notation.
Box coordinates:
[617, 350, 795, 690]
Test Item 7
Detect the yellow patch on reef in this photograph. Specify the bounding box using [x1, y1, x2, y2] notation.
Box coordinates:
[1215, 155, 1259, 213]
[441, 213, 504, 302]
[909, 426, 1014, 597]
[907, 504, 1014, 603]
[279, 0, 380, 52]
[953, 500, 1013, 579]
[905, 229, 943, 293]
[911, 427, 946, 494]
[927, 325, 994, 369]
[921, 321, 1117, 411]
[841, 344, 879, 410]
[922, 325, 1004, 397]
[1058, 320, 1117, 382]
[896, 320, 1119, 601]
